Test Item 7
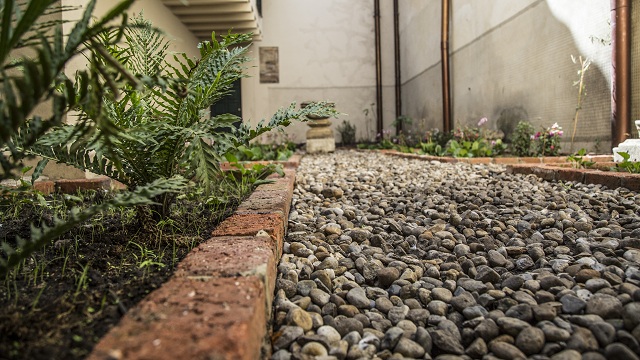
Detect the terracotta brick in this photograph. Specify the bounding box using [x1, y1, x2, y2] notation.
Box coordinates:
[554, 168, 586, 183]
[89, 276, 268, 360]
[586, 155, 614, 163]
[620, 173, 640, 191]
[519, 157, 543, 164]
[505, 164, 535, 175]
[175, 236, 277, 279]
[211, 213, 285, 242]
[532, 166, 556, 181]
[541, 156, 567, 164]
[55, 177, 112, 193]
[33, 181, 55, 195]
[236, 189, 290, 215]
[285, 154, 303, 168]
[254, 176, 293, 193]
[466, 158, 492, 164]
[591, 162, 617, 171]
[584, 171, 622, 189]
[494, 157, 520, 165]
[174, 235, 279, 308]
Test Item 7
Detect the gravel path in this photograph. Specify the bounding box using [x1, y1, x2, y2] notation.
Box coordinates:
[271, 150, 640, 360]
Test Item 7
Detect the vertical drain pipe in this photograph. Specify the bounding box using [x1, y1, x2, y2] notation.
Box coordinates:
[394, 0, 403, 134]
[612, 0, 631, 146]
[441, 0, 452, 133]
[374, 0, 383, 136]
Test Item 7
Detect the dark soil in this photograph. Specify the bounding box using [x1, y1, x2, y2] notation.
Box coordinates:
[0, 189, 240, 360]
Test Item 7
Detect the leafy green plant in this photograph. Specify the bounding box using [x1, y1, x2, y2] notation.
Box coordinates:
[567, 148, 595, 169]
[616, 152, 640, 173]
[445, 139, 497, 158]
[1, 0, 137, 181]
[0, 0, 177, 276]
[28, 15, 335, 218]
[419, 141, 444, 156]
[532, 123, 563, 156]
[510, 121, 535, 157]
[228, 143, 294, 161]
[393, 115, 413, 133]
[336, 120, 356, 146]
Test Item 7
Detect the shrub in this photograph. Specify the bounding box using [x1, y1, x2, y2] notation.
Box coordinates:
[532, 123, 563, 156]
[336, 120, 356, 145]
[0, 0, 182, 276]
[28, 15, 336, 217]
[511, 121, 535, 157]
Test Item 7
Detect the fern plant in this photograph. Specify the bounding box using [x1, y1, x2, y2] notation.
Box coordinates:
[29, 15, 336, 217]
[0, 0, 192, 276]
[0, 0, 137, 181]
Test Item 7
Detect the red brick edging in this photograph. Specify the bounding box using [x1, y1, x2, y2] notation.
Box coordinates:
[506, 164, 640, 192]
[380, 150, 639, 192]
[85, 157, 301, 360]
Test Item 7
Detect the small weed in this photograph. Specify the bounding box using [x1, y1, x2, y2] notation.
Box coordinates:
[511, 121, 535, 157]
[616, 152, 640, 173]
[30, 284, 47, 311]
[336, 120, 357, 146]
[74, 263, 91, 300]
[567, 148, 595, 169]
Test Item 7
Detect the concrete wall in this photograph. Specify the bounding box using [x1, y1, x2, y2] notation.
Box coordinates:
[244, 0, 397, 143]
[400, 0, 613, 153]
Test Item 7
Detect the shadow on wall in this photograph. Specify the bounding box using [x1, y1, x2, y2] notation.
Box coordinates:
[403, 0, 612, 152]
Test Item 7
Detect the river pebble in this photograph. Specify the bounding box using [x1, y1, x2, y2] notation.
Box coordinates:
[271, 151, 640, 359]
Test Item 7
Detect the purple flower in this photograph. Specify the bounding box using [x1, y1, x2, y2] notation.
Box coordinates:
[477, 117, 488, 127]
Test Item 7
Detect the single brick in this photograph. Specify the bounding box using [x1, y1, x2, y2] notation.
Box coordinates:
[494, 157, 520, 165]
[554, 168, 586, 183]
[211, 213, 285, 242]
[33, 181, 55, 195]
[542, 156, 567, 164]
[584, 171, 622, 189]
[174, 235, 277, 279]
[236, 189, 290, 215]
[89, 276, 267, 360]
[519, 157, 543, 164]
[55, 177, 111, 193]
[620, 173, 640, 191]
[532, 166, 556, 181]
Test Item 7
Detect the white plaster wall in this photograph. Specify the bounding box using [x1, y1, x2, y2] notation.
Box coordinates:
[400, 0, 613, 153]
[63, 0, 200, 78]
[245, 0, 397, 143]
[38, 0, 200, 179]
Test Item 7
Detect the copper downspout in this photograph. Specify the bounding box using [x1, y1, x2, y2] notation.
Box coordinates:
[374, 0, 383, 136]
[441, 0, 452, 133]
[394, 0, 402, 134]
[612, 0, 631, 145]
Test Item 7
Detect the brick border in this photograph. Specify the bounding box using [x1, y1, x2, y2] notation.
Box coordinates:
[379, 149, 638, 192]
[507, 164, 640, 191]
[377, 149, 613, 165]
[82, 160, 299, 360]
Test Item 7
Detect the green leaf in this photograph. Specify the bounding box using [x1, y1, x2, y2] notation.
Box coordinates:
[31, 158, 49, 184]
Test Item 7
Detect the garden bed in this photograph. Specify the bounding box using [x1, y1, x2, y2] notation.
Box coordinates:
[1, 158, 300, 360]
[1, 185, 226, 359]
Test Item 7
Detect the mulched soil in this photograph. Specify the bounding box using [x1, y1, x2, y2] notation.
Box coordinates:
[0, 189, 237, 360]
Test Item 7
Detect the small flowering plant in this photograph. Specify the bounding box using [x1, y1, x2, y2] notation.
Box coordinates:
[431, 117, 507, 157]
[532, 122, 563, 156]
